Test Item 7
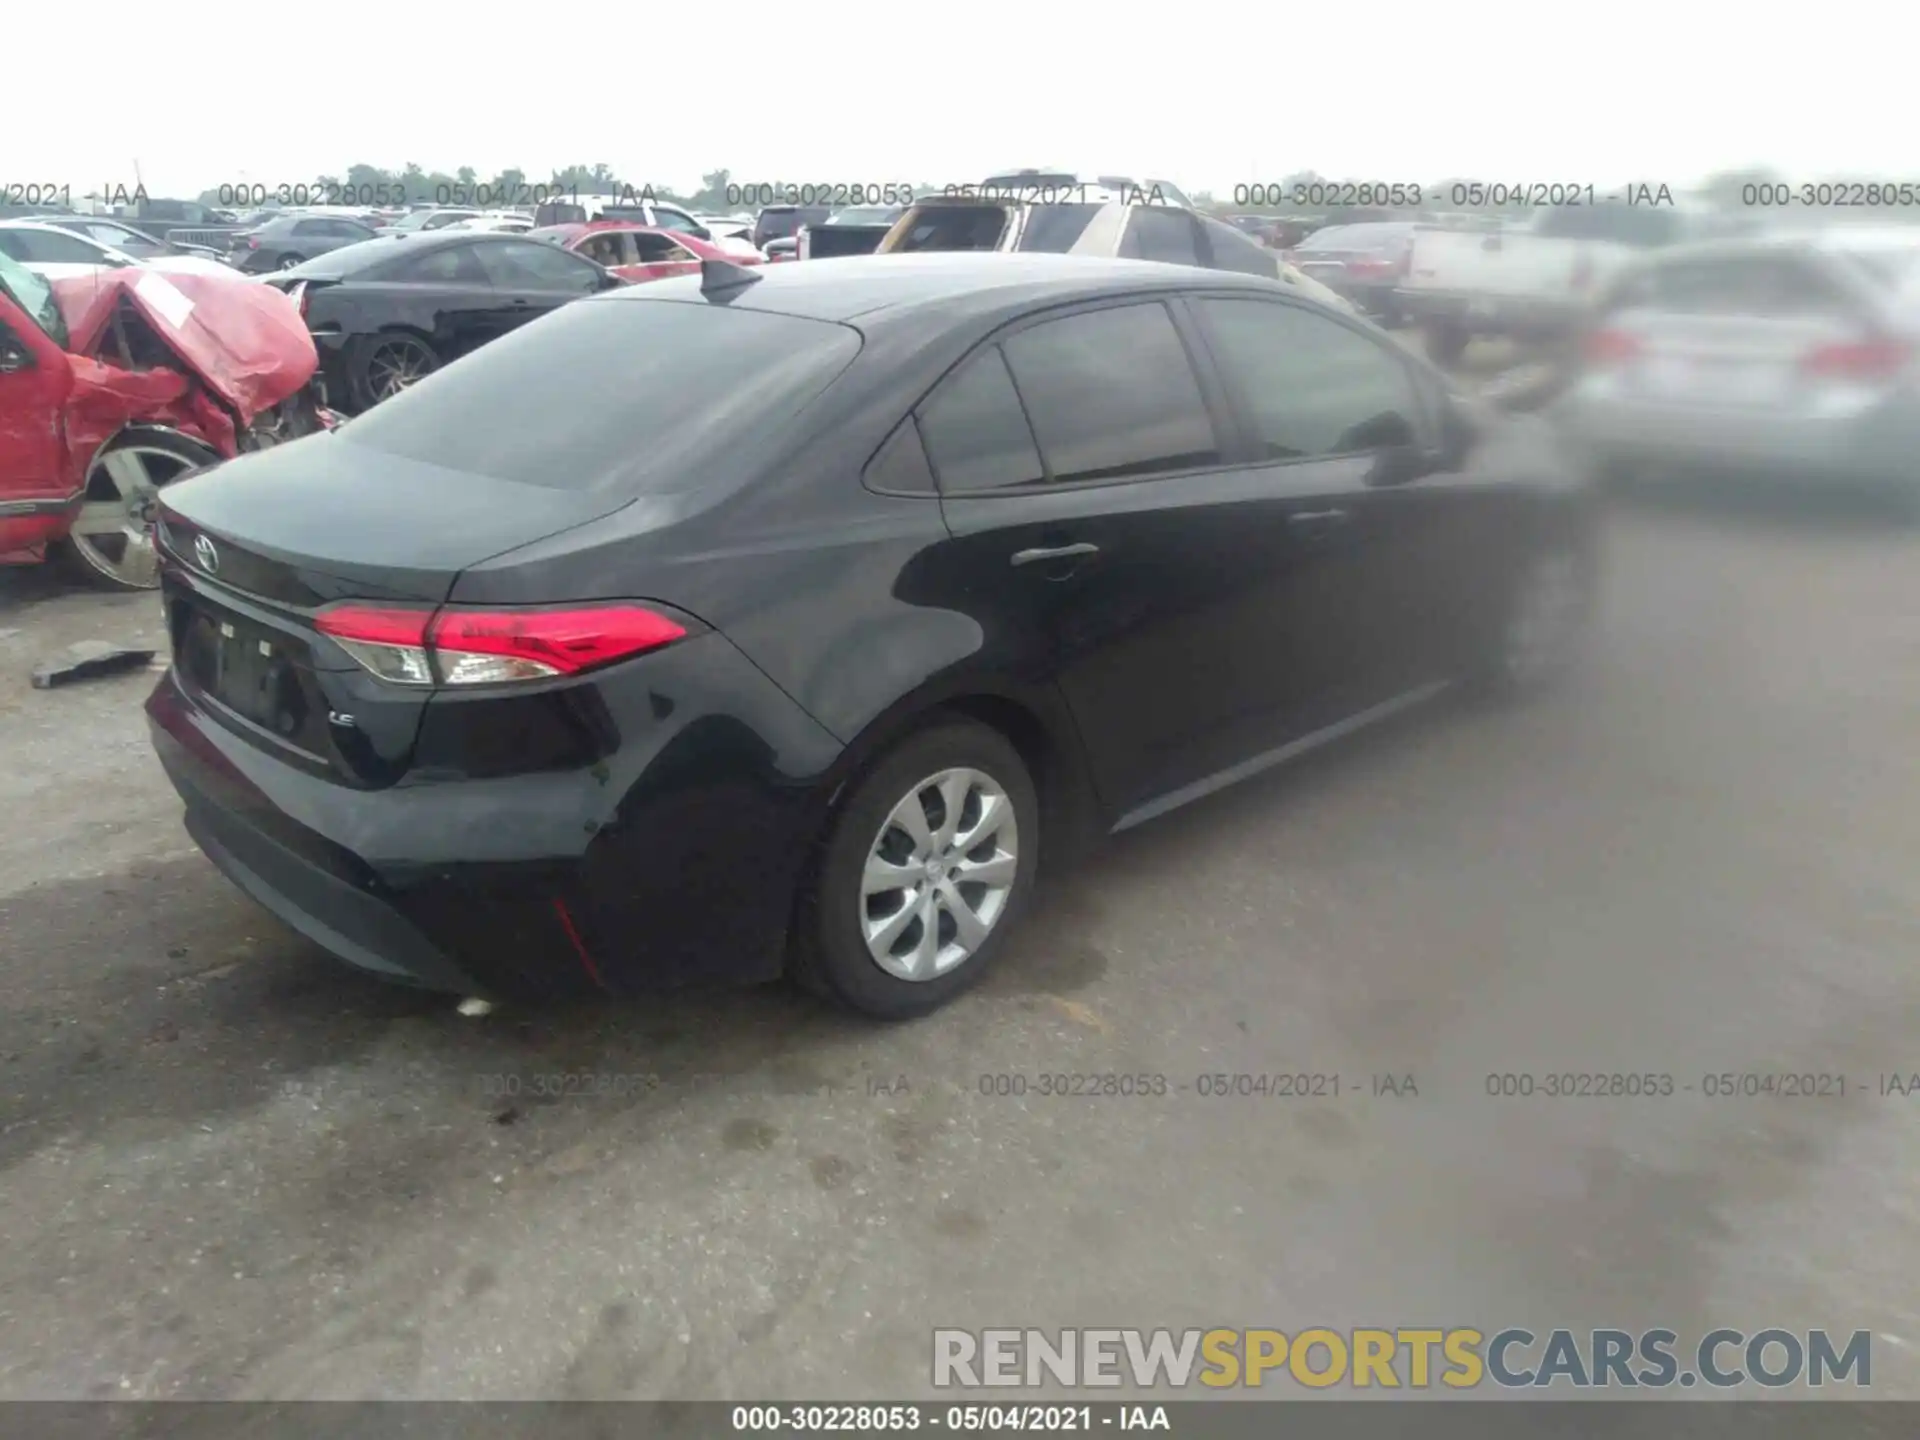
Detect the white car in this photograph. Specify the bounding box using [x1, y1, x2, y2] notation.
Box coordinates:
[440, 213, 538, 234]
[0, 220, 239, 278]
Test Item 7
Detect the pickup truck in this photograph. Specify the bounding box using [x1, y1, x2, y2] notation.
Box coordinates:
[1396, 202, 1752, 363]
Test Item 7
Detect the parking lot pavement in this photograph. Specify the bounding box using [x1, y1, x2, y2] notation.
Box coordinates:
[3, 494, 1920, 1400]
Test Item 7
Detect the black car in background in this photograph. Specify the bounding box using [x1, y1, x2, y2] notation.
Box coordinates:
[147, 252, 1597, 1021]
[1286, 222, 1421, 325]
[230, 214, 380, 273]
[266, 230, 623, 410]
[751, 204, 832, 250]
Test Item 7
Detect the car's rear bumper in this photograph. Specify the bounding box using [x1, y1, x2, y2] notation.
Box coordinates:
[1557, 384, 1920, 490]
[145, 629, 847, 1000]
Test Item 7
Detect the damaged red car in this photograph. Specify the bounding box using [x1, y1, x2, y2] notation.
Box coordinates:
[530, 222, 757, 284]
[0, 252, 330, 589]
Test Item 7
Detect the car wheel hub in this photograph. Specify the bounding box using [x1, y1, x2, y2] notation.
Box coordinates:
[861, 766, 1018, 983]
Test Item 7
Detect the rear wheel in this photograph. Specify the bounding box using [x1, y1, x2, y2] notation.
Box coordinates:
[60, 428, 219, 591]
[352, 331, 440, 409]
[276, 253, 305, 270]
[795, 720, 1038, 1019]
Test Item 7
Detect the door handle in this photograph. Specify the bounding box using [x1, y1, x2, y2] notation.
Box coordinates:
[1011, 542, 1099, 567]
[1288, 508, 1350, 526]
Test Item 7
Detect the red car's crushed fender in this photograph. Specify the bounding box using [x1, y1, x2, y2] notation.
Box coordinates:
[0, 265, 326, 566]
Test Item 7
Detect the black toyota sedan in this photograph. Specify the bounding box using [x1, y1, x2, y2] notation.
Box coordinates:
[266, 231, 624, 411]
[145, 253, 1598, 1019]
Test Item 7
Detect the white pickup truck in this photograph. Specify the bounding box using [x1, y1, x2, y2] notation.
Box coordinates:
[1396, 202, 1751, 363]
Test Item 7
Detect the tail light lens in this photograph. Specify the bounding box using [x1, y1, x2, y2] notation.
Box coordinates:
[1584, 327, 1642, 366]
[316, 604, 688, 687]
[1800, 337, 1910, 381]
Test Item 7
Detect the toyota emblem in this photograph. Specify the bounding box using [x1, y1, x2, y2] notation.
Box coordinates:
[193, 535, 220, 573]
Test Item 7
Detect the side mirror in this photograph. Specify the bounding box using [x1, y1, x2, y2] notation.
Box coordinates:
[599, 270, 628, 289]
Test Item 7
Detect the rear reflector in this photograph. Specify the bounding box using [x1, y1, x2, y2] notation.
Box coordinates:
[1800, 338, 1909, 380]
[316, 603, 688, 687]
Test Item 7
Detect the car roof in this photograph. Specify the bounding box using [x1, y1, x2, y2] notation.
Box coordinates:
[306, 228, 548, 273]
[606, 251, 1289, 324]
[1629, 227, 1920, 267]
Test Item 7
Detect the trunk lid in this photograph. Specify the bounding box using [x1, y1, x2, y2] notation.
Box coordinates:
[154, 432, 639, 787]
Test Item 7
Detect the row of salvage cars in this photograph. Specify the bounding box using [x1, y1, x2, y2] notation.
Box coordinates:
[0, 184, 1348, 592]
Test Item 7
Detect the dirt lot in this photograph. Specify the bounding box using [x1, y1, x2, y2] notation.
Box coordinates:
[3, 477, 1919, 1399]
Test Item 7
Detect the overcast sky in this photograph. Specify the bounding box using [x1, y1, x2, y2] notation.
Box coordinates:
[14, 1, 1900, 201]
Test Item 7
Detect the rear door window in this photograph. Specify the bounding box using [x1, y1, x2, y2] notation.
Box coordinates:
[477, 241, 605, 293]
[1197, 298, 1422, 460]
[1119, 207, 1205, 266]
[383, 243, 492, 284]
[999, 302, 1221, 483]
[917, 348, 1045, 492]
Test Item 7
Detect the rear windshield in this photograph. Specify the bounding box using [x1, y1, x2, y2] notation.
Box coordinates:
[889, 204, 1011, 252]
[332, 297, 862, 494]
[1297, 222, 1410, 251]
[535, 201, 590, 226]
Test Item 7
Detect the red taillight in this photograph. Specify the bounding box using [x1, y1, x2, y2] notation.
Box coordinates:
[1800, 337, 1910, 381]
[315, 603, 687, 687]
[1584, 327, 1642, 366]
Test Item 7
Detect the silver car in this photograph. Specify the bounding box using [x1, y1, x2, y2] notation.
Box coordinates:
[1556, 228, 1920, 511]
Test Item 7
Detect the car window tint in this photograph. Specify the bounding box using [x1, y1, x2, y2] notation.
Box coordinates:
[335, 301, 861, 495]
[865, 418, 937, 495]
[386, 244, 491, 284]
[579, 233, 629, 267]
[1017, 204, 1104, 253]
[632, 233, 691, 263]
[1119, 208, 1201, 266]
[1198, 299, 1421, 460]
[1000, 303, 1220, 483]
[1628, 254, 1855, 318]
[916, 348, 1045, 492]
[2, 228, 100, 262]
[892, 204, 1010, 252]
[1198, 218, 1281, 278]
[479, 240, 603, 292]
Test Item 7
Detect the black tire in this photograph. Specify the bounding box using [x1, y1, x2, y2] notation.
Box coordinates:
[275, 253, 305, 270]
[1467, 543, 1597, 702]
[1424, 320, 1470, 366]
[793, 718, 1039, 1020]
[350, 331, 440, 411]
[58, 427, 220, 591]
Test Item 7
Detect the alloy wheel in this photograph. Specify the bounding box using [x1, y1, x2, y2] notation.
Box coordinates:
[365, 338, 436, 401]
[860, 767, 1019, 982]
[69, 441, 203, 589]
